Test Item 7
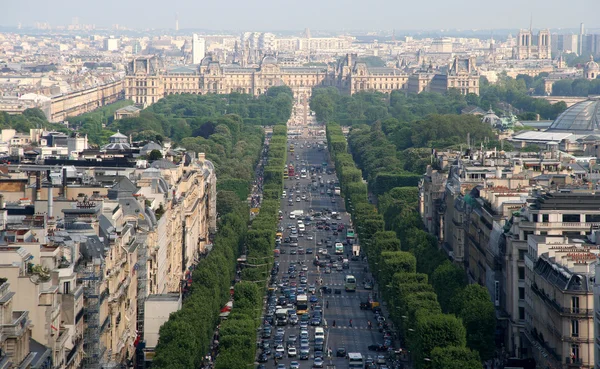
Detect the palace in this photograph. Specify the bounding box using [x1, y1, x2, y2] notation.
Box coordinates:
[125, 54, 480, 106]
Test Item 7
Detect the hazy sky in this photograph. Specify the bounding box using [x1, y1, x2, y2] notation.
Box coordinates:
[1, 0, 598, 31]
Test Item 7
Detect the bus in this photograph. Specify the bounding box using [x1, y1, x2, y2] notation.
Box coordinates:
[288, 164, 295, 177]
[335, 242, 344, 255]
[290, 144, 295, 153]
[346, 228, 355, 242]
[344, 275, 357, 292]
[296, 294, 308, 315]
[276, 308, 288, 326]
[348, 352, 364, 368]
[284, 167, 289, 179]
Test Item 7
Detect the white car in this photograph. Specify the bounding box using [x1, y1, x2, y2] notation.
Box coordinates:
[307, 234, 314, 240]
[301, 195, 307, 200]
[276, 345, 285, 354]
[296, 197, 301, 202]
[288, 346, 297, 357]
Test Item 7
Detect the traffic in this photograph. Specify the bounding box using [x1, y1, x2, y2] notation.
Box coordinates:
[255, 133, 399, 369]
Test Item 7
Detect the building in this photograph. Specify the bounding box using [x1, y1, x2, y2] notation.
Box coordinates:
[525, 236, 596, 369]
[125, 53, 480, 106]
[191, 34, 206, 65]
[103, 38, 119, 52]
[0, 279, 35, 368]
[583, 56, 599, 80]
[113, 105, 141, 120]
[513, 29, 551, 60]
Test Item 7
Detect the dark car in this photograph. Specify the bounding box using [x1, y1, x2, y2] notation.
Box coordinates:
[336, 347, 347, 357]
[368, 343, 388, 352]
[258, 353, 268, 363]
[334, 288, 342, 294]
[320, 286, 332, 294]
[306, 248, 313, 254]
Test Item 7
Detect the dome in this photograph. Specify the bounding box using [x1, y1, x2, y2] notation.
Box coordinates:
[261, 56, 277, 65]
[546, 99, 600, 133]
[102, 142, 131, 151]
[585, 55, 599, 71]
[140, 141, 162, 156]
[482, 108, 500, 126]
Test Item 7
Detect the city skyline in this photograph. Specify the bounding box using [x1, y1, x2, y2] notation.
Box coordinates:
[1, 0, 599, 31]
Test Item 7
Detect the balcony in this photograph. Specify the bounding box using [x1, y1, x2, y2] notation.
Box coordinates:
[1, 311, 28, 338]
[531, 284, 593, 317]
[520, 221, 600, 230]
[566, 357, 584, 367]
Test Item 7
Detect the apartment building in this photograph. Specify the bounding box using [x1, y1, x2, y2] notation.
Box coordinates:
[524, 236, 596, 369]
[0, 150, 217, 369]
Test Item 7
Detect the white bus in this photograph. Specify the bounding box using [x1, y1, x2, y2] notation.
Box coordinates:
[344, 275, 357, 292]
[348, 352, 364, 368]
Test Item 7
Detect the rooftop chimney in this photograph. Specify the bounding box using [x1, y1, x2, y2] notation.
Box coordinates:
[47, 186, 53, 219]
[198, 153, 206, 162]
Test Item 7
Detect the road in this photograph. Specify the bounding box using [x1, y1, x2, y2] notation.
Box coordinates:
[258, 133, 388, 369]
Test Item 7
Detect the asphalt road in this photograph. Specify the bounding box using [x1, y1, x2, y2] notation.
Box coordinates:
[259, 134, 386, 369]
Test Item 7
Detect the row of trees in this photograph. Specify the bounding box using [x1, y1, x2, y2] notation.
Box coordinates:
[327, 122, 495, 368]
[151, 193, 248, 369]
[213, 124, 288, 369]
[0, 108, 70, 137]
[67, 87, 293, 146]
[150, 94, 283, 368]
[310, 77, 566, 132]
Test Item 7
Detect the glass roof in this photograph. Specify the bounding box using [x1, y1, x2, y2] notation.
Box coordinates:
[547, 99, 600, 133]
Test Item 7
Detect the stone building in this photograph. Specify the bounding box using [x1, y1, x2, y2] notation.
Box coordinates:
[125, 53, 481, 106]
[513, 29, 552, 60]
[583, 56, 599, 80]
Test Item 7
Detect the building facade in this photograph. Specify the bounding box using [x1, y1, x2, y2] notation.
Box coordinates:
[125, 53, 480, 106]
[513, 29, 552, 60]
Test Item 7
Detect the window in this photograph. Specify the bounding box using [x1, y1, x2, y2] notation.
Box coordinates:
[571, 344, 580, 360]
[519, 287, 525, 300]
[542, 214, 549, 222]
[571, 320, 579, 337]
[64, 281, 70, 295]
[519, 249, 526, 260]
[519, 307, 525, 320]
[563, 214, 580, 223]
[572, 297, 580, 313]
[518, 267, 525, 280]
[586, 214, 600, 222]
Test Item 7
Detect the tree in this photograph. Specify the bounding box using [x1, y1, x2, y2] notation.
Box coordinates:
[148, 149, 163, 161]
[412, 313, 467, 367]
[430, 346, 481, 369]
[431, 261, 467, 311]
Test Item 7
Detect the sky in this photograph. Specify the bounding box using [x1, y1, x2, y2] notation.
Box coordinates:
[1, 0, 598, 31]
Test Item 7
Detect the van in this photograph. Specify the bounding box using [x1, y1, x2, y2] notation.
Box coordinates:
[314, 327, 325, 340]
[298, 224, 305, 232]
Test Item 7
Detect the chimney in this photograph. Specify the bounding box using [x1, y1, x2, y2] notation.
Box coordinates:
[198, 153, 206, 162]
[47, 186, 53, 219]
[35, 171, 41, 201]
[62, 168, 67, 197]
[0, 194, 4, 209]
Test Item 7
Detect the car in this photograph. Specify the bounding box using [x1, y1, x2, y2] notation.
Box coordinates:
[309, 295, 318, 303]
[313, 357, 324, 367]
[290, 249, 297, 255]
[296, 197, 301, 202]
[324, 267, 331, 274]
[320, 286, 332, 294]
[298, 248, 305, 255]
[276, 345, 285, 354]
[376, 355, 387, 364]
[275, 351, 284, 359]
[334, 288, 342, 294]
[299, 321, 309, 329]
[307, 234, 314, 240]
[331, 198, 336, 203]
[290, 361, 300, 369]
[277, 364, 287, 369]
[289, 315, 298, 325]
[308, 284, 316, 294]
[368, 343, 388, 352]
[299, 348, 310, 360]
[257, 365, 266, 369]
[306, 248, 313, 254]
[258, 353, 269, 362]
[311, 318, 321, 326]
[336, 347, 347, 357]
[301, 265, 308, 271]
[288, 346, 297, 357]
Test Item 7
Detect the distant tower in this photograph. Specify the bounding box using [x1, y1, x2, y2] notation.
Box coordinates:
[579, 22, 585, 55]
[304, 28, 311, 39]
[175, 13, 179, 31]
[192, 34, 205, 64]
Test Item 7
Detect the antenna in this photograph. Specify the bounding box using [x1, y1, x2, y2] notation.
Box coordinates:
[529, 14, 533, 33]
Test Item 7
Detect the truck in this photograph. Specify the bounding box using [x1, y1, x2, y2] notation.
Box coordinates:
[334, 186, 341, 196]
[352, 245, 361, 259]
[291, 210, 304, 218]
